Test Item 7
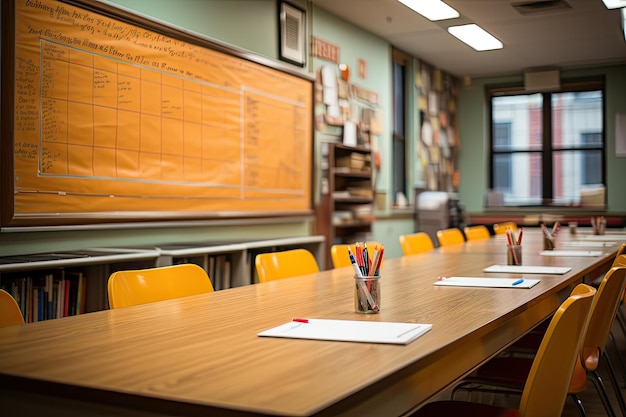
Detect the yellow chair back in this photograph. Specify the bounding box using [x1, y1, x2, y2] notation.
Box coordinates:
[0, 289, 25, 327]
[436, 228, 465, 247]
[255, 249, 319, 283]
[519, 283, 596, 417]
[399, 232, 434, 256]
[330, 241, 382, 268]
[463, 225, 491, 241]
[493, 221, 518, 235]
[107, 263, 214, 309]
[583, 258, 626, 363]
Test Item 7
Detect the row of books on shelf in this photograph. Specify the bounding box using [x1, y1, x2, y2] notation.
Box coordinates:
[209, 254, 231, 290]
[175, 254, 232, 290]
[0, 272, 87, 323]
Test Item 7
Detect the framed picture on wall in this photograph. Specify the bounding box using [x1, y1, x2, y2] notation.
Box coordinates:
[278, 1, 306, 67]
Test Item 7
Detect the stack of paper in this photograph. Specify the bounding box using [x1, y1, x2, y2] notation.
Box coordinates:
[539, 250, 602, 257]
[483, 265, 571, 274]
[561, 241, 615, 248]
[258, 319, 432, 345]
[433, 277, 540, 288]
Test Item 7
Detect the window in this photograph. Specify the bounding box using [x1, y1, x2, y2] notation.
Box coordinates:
[392, 49, 407, 201]
[489, 80, 605, 207]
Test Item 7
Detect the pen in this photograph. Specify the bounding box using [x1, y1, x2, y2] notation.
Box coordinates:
[512, 279, 524, 286]
[363, 243, 369, 276]
[516, 227, 523, 246]
[348, 247, 363, 277]
[292, 318, 309, 323]
[374, 245, 384, 275]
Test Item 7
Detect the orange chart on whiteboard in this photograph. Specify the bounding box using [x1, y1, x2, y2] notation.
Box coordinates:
[12, 0, 312, 219]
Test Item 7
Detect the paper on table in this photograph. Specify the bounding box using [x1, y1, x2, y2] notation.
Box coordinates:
[258, 319, 432, 345]
[434, 277, 540, 288]
[539, 250, 603, 257]
[561, 241, 615, 247]
[483, 265, 571, 274]
[577, 235, 626, 242]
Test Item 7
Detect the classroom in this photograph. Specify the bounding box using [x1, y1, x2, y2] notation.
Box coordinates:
[1, 0, 626, 416]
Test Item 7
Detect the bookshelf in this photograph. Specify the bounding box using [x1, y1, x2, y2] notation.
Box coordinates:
[316, 143, 374, 268]
[0, 236, 325, 322]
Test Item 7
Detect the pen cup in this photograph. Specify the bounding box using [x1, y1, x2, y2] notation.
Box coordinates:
[354, 275, 380, 314]
[568, 222, 577, 235]
[506, 245, 522, 266]
[543, 236, 555, 251]
[593, 221, 606, 235]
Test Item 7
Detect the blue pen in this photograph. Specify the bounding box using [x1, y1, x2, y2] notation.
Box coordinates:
[512, 279, 524, 286]
[348, 247, 363, 277]
[362, 243, 369, 276]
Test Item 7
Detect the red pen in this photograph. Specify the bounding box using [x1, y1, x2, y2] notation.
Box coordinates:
[516, 227, 523, 246]
[292, 318, 309, 323]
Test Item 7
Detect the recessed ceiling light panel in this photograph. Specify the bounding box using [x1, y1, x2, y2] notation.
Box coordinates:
[397, 0, 460, 21]
[447, 24, 503, 51]
[602, 0, 626, 9]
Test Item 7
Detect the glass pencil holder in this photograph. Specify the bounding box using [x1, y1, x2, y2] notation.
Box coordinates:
[507, 245, 522, 266]
[543, 236, 555, 251]
[354, 275, 380, 314]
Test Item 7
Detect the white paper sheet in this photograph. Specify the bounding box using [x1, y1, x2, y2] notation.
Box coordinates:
[577, 235, 626, 242]
[258, 319, 432, 345]
[560, 241, 616, 248]
[483, 265, 571, 274]
[433, 277, 540, 288]
[539, 250, 603, 257]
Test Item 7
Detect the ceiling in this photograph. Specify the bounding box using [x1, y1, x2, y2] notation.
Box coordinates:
[311, 0, 626, 78]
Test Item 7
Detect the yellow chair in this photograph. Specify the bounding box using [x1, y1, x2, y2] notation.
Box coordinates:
[436, 228, 465, 247]
[255, 249, 319, 283]
[399, 232, 435, 256]
[463, 225, 491, 241]
[451, 258, 626, 417]
[330, 241, 382, 268]
[107, 263, 214, 309]
[0, 289, 25, 327]
[407, 283, 596, 417]
[493, 221, 518, 235]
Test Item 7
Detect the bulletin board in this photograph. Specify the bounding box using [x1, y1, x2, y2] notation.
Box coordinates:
[1, 0, 313, 227]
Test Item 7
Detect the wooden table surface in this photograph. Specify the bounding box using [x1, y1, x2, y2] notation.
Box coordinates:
[0, 230, 622, 417]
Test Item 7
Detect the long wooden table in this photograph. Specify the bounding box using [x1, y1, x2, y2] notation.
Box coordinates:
[0, 230, 622, 417]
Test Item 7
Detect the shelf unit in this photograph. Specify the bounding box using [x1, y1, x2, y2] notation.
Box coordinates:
[316, 143, 374, 268]
[0, 236, 325, 322]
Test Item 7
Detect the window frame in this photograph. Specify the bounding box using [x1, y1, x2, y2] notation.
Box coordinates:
[487, 77, 606, 207]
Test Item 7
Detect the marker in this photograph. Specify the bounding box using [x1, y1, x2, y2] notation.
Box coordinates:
[512, 279, 524, 286]
[292, 318, 309, 323]
[348, 247, 363, 277]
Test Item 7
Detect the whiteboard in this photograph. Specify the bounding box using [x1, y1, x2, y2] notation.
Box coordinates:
[2, 0, 313, 226]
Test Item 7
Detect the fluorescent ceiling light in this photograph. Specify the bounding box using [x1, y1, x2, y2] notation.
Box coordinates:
[602, 0, 626, 9]
[448, 24, 503, 51]
[397, 0, 460, 21]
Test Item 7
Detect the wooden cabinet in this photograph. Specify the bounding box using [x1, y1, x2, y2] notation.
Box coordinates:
[316, 143, 374, 268]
